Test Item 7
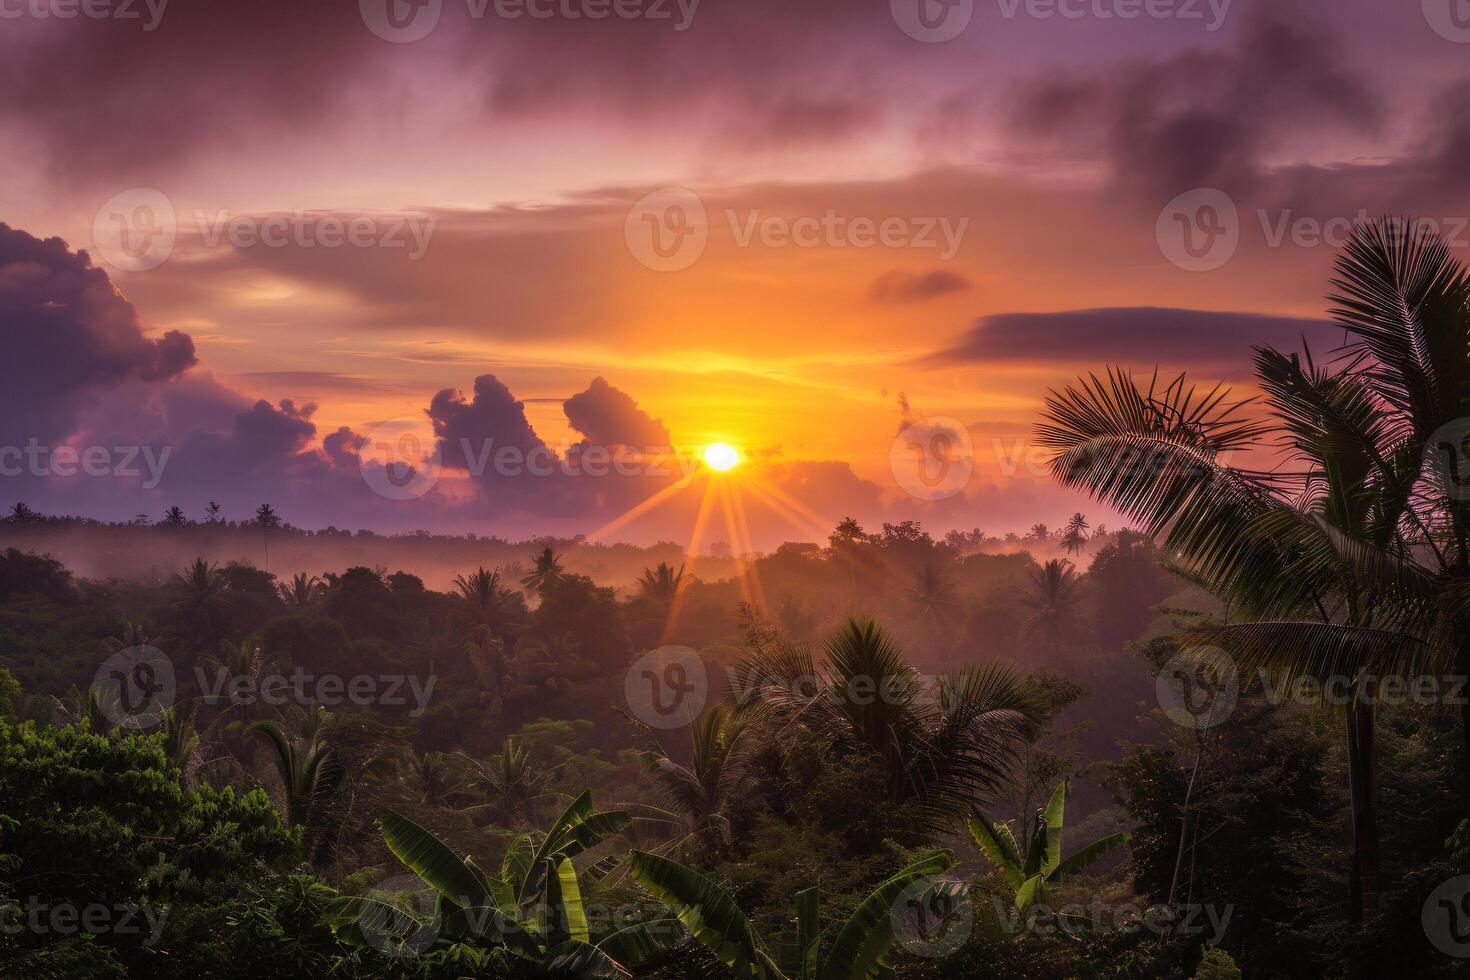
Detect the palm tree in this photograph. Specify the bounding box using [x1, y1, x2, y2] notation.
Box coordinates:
[454, 567, 519, 634]
[520, 546, 564, 595]
[170, 558, 229, 647]
[905, 563, 961, 632]
[161, 505, 187, 527]
[640, 703, 749, 851]
[52, 683, 113, 731]
[1033, 220, 1470, 925]
[636, 562, 685, 603]
[1018, 559, 1089, 651]
[161, 704, 202, 777]
[1061, 513, 1090, 555]
[278, 572, 321, 609]
[734, 617, 1043, 828]
[6, 503, 36, 524]
[248, 706, 343, 862]
[204, 501, 222, 523]
[256, 503, 281, 569]
[407, 750, 468, 809]
[460, 739, 554, 826]
[968, 780, 1129, 913]
[629, 848, 959, 980]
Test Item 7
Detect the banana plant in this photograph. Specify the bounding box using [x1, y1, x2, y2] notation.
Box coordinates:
[628, 848, 957, 979]
[328, 791, 676, 976]
[967, 781, 1129, 912]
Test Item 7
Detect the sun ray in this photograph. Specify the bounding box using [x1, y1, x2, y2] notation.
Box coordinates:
[716, 481, 759, 613]
[745, 473, 832, 537]
[661, 474, 721, 644]
[741, 478, 830, 541]
[585, 477, 687, 543]
[725, 483, 767, 613]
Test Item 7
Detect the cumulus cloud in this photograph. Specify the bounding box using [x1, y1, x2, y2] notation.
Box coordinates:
[563, 376, 671, 449]
[428, 374, 547, 472]
[0, 223, 196, 447]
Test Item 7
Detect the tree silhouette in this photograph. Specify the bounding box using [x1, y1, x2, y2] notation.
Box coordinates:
[636, 562, 685, 603]
[519, 545, 564, 596]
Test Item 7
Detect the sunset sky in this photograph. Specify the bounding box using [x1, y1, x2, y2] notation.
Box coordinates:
[2, 0, 1468, 546]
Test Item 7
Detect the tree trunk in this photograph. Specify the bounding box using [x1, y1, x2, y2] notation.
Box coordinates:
[1346, 697, 1379, 925]
[1459, 642, 1470, 791]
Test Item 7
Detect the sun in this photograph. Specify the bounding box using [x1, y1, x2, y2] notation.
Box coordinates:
[703, 442, 741, 472]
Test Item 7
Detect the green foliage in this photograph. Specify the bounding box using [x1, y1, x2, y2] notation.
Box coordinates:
[969, 782, 1130, 912]
[0, 718, 296, 977]
[327, 791, 661, 977]
[0, 666, 19, 718]
[628, 848, 954, 980]
[1191, 947, 1241, 980]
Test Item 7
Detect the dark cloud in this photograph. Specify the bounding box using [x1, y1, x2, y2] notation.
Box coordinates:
[0, 223, 195, 446]
[322, 426, 369, 469]
[917, 307, 1343, 368]
[0, 0, 905, 186]
[428, 374, 547, 472]
[1011, 9, 1379, 197]
[0, 2, 384, 184]
[563, 376, 671, 449]
[869, 268, 972, 304]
